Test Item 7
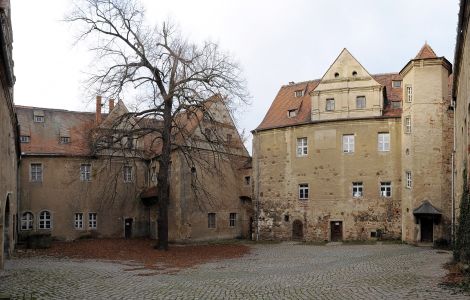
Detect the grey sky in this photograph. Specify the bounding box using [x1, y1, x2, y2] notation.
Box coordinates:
[12, 0, 459, 152]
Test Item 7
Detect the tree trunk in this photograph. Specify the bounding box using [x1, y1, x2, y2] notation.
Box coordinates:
[156, 98, 173, 251]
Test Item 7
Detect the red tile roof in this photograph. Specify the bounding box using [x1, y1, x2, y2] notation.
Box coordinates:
[415, 43, 438, 59]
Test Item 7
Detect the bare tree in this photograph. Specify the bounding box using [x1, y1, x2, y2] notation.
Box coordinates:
[67, 0, 248, 250]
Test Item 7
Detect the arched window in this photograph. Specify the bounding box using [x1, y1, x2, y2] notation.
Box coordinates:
[39, 211, 52, 229]
[20, 212, 34, 230]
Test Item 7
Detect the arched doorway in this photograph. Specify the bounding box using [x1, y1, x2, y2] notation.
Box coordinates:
[3, 196, 10, 258]
[292, 220, 303, 240]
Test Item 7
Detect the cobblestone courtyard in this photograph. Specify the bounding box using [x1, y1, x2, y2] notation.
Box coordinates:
[0, 243, 467, 299]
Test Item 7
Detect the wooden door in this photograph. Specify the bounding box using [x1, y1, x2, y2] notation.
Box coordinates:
[330, 221, 343, 242]
[124, 218, 133, 239]
[292, 220, 303, 240]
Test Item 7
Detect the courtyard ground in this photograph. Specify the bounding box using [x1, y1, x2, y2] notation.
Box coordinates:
[0, 240, 468, 299]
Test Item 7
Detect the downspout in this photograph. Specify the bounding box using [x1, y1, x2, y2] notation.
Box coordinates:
[452, 97, 456, 244]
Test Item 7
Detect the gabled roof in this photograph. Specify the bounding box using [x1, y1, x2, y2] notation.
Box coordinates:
[413, 200, 442, 215]
[415, 43, 438, 59]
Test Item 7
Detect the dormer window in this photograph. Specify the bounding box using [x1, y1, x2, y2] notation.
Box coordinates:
[392, 80, 402, 88]
[287, 109, 297, 118]
[33, 110, 45, 123]
[294, 90, 304, 98]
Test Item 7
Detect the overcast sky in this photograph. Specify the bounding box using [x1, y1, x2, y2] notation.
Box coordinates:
[11, 0, 460, 152]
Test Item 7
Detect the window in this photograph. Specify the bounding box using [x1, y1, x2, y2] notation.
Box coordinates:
[30, 163, 43, 182]
[88, 213, 97, 229]
[208, 213, 216, 228]
[80, 164, 92, 181]
[123, 165, 133, 183]
[39, 211, 52, 229]
[229, 213, 237, 227]
[34, 115, 44, 123]
[21, 212, 34, 230]
[352, 71, 358, 77]
[244, 176, 251, 185]
[125, 136, 134, 149]
[294, 90, 304, 97]
[406, 171, 412, 189]
[392, 80, 402, 88]
[326, 98, 335, 111]
[342, 134, 355, 153]
[352, 182, 363, 198]
[20, 135, 30, 143]
[287, 109, 297, 118]
[356, 96, 366, 109]
[299, 183, 309, 200]
[378, 133, 390, 152]
[334, 72, 339, 78]
[75, 213, 83, 229]
[406, 85, 412, 102]
[296, 137, 308, 156]
[226, 134, 232, 143]
[60, 136, 71, 144]
[391, 101, 401, 109]
[380, 182, 392, 197]
[405, 116, 411, 133]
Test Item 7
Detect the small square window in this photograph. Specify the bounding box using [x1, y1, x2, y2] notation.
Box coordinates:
[20, 135, 30, 143]
[296, 137, 308, 156]
[352, 182, 363, 198]
[294, 90, 304, 97]
[299, 183, 309, 200]
[391, 101, 401, 109]
[229, 213, 236, 227]
[356, 96, 366, 109]
[208, 213, 216, 228]
[34, 115, 44, 123]
[380, 182, 392, 197]
[60, 136, 71, 144]
[287, 109, 297, 118]
[326, 98, 335, 111]
[392, 80, 402, 88]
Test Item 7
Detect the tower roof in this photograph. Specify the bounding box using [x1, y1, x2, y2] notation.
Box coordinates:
[415, 43, 437, 59]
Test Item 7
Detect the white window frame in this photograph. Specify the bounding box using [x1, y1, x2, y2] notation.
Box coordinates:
[392, 80, 402, 88]
[208, 213, 216, 229]
[74, 213, 84, 230]
[342, 134, 355, 153]
[123, 165, 133, 183]
[294, 90, 304, 98]
[88, 213, 97, 229]
[405, 116, 411, 133]
[299, 183, 309, 200]
[39, 210, 52, 229]
[60, 136, 71, 144]
[326, 98, 335, 111]
[356, 96, 366, 109]
[378, 133, 390, 152]
[406, 85, 413, 103]
[80, 164, 92, 181]
[34, 115, 44, 123]
[352, 182, 363, 198]
[20, 135, 30, 143]
[21, 212, 34, 231]
[296, 137, 308, 157]
[406, 171, 412, 189]
[30, 163, 43, 182]
[229, 213, 237, 227]
[380, 182, 392, 197]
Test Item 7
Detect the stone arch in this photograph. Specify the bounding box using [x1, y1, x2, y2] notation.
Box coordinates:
[292, 219, 303, 240]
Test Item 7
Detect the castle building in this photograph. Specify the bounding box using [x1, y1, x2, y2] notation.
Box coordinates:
[252, 45, 453, 243]
[16, 96, 252, 243]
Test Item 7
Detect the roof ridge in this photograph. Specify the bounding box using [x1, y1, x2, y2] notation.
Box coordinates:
[15, 105, 95, 114]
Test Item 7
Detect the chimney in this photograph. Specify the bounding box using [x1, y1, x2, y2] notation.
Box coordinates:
[109, 99, 115, 112]
[96, 95, 102, 124]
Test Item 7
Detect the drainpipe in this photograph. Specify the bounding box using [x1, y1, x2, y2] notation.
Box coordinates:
[452, 97, 456, 244]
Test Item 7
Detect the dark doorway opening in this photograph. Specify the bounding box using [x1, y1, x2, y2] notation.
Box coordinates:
[330, 221, 343, 242]
[292, 220, 303, 240]
[249, 217, 253, 240]
[125, 218, 133, 239]
[420, 217, 433, 242]
[3, 197, 10, 258]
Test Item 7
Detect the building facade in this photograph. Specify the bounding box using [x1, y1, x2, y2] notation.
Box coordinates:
[17, 96, 252, 243]
[253, 46, 453, 244]
[0, 0, 17, 269]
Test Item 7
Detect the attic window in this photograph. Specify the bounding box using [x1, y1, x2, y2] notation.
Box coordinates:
[294, 90, 304, 97]
[392, 80, 402, 88]
[33, 110, 45, 123]
[287, 109, 297, 118]
[391, 101, 401, 109]
[334, 72, 339, 78]
[352, 71, 357, 77]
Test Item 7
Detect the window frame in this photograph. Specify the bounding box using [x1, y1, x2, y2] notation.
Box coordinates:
[59, 136, 71, 144]
[80, 163, 92, 181]
[378, 132, 390, 152]
[287, 109, 297, 118]
[296, 137, 308, 157]
[20, 135, 30, 143]
[356, 96, 366, 109]
[406, 171, 412, 189]
[74, 213, 84, 230]
[229, 213, 237, 227]
[33, 115, 44, 123]
[325, 98, 335, 111]
[352, 182, 363, 198]
[30, 163, 43, 182]
[88, 212, 97, 230]
[392, 80, 402, 88]
[208, 213, 216, 229]
[342, 134, 355, 153]
[20, 212, 34, 231]
[38, 210, 52, 230]
[405, 116, 411, 133]
[406, 85, 413, 103]
[380, 182, 392, 197]
[298, 183, 309, 200]
[294, 90, 304, 98]
[123, 165, 133, 183]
